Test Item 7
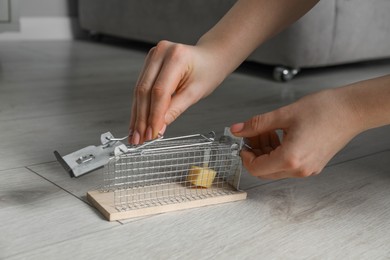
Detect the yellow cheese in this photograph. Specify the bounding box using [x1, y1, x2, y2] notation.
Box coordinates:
[187, 166, 217, 188]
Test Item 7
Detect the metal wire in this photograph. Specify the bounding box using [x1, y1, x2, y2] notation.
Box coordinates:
[101, 134, 242, 211]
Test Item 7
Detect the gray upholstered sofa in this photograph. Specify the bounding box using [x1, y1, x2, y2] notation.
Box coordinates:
[79, 0, 390, 81]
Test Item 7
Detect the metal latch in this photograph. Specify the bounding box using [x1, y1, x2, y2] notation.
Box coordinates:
[54, 132, 127, 178]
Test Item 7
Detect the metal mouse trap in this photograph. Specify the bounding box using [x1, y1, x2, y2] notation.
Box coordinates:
[55, 128, 247, 221]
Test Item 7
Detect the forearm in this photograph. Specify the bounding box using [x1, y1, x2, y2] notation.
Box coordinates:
[196, 0, 319, 77]
[335, 74, 390, 133]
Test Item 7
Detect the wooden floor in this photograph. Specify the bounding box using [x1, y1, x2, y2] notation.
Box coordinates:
[0, 40, 389, 259]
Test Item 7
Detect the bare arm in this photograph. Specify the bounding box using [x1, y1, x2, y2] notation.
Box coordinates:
[197, 0, 319, 78]
[342, 74, 390, 132]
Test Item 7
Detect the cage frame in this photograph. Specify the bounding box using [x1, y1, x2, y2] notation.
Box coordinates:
[87, 129, 247, 221]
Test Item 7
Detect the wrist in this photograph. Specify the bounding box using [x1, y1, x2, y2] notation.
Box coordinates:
[334, 75, 390, 133]
[196, 33, 246, 80]
[326, 87, 366, 136]
[195, 38, 230, 80]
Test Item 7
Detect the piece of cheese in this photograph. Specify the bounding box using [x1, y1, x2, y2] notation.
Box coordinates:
[187, 166, 217, 188]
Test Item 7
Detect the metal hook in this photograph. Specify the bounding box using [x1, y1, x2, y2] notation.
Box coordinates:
[105, 136, 128, 142]
[106, 132, 164, 142]
[131, 134, 164, 151]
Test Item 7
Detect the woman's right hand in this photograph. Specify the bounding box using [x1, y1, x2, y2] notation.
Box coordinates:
[129, 40, 226, 144]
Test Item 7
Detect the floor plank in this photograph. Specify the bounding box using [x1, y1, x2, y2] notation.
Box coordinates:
[0, 167, 119, 259]
[9, 150, 390, 259]
[0, 42, 141, 122]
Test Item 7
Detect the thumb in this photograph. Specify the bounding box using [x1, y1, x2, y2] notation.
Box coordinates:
[230, 110, 287, 137]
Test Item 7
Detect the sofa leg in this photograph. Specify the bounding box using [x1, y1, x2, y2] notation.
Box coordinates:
[273, 66, 300, 82]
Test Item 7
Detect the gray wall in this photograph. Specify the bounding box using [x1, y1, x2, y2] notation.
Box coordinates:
[20, 0, 77, 17]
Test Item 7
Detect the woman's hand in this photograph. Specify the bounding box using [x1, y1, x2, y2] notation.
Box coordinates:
[230, 88, 364, 179]
[129, 40, 226, 144]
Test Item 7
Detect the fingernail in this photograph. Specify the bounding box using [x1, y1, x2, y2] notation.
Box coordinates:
[132, 131, 140, 145]
[146, 126, 153, 141]
[159, 124, 167, 136]
[230, 122, 244, 133]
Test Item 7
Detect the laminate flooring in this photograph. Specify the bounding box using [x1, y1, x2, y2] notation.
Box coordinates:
[0, 40, 389, 259]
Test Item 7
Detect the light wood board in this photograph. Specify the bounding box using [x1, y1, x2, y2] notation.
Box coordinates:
[87, 185, 247, 221]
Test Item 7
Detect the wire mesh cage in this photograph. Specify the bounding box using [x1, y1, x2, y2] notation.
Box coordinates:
[86, 129, 247, 221]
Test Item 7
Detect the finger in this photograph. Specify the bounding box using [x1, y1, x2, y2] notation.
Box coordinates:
[159, 124, 167, 136]
[246, 133, 278, 154]
[230, 109, 289, 138]
[164, 83, 201, 125]
[128, 99, 137, 143]
[244, 136, 261, 149]
[133, 46, 167, 144]
[251, 148, 264, 156]
[240, 148, 285, 177]
[129, 47, 156, 135]
[134, 91, 151, 144]
[261, 132, 281, 153]
[259, 134, 273, 154]
[270, 131, 281, 149]
[264, 168, 319, 179]
[148, 52, 188, 138]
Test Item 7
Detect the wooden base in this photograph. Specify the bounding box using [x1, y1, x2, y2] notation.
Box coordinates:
[87, 185, 247, 221]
